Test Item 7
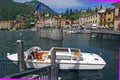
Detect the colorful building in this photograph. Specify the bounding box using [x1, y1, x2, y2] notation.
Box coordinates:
[112, 2, 120, 30]
[79, 12, 100, 28]
[60, 19, 66, 27]
[105, 8, 115, 28]
[79, 15, 88, 26]
[52, 16, 60, 27]
[99, 12, 106, 28]
[0, 20, 15, 30]
[87, 12, 100, 27]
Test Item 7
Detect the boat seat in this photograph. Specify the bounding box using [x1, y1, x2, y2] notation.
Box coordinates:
[74, 51, 80, 57]
[37, 59, 44, 61]
[31, 50, 49, 59]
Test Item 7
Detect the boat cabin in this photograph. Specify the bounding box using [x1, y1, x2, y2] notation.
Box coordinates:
[46, 47, 83, 61]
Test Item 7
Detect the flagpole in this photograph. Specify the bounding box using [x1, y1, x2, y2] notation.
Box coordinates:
[41, 4, 44, 27]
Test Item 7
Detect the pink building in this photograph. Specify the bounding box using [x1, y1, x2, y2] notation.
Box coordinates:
[112, 2, 120, 30]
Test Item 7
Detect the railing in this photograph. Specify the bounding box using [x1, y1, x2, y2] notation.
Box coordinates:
[0, 60, 19, 77]
[6, 64, 58, 80]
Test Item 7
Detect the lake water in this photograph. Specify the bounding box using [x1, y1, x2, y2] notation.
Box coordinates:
[0, 30, 119, 80]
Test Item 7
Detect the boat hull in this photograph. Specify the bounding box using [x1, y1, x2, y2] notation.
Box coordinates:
[7, 46, 106, 70]
[26, 61, 106, 70]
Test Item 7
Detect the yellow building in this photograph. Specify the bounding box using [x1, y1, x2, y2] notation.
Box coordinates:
[60, 19, 72, 28]
[105, 8, 115, 28]
[60, 19, 66, 27]
[79, 13, 100, 28]
[99, 12, 106, 28]
[87, 12, 100, 27]
[0, 21, 15, 30]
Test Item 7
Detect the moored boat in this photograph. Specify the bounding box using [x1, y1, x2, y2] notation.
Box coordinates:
[66, 30, 81, 34]
[7, 46, 106, 70]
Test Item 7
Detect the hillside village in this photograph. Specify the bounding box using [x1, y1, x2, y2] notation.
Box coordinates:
[0, 2, 120, 31]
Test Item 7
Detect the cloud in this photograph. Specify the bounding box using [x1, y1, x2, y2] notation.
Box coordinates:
[14, 0, 84, 8]
[13, 0, 113, 13]
[39, 0, 84, 9]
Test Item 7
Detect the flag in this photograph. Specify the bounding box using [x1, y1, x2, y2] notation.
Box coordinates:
[34, 2, 43, 21]
[34, 11, 43, 21]
[35, 2, 42, 11]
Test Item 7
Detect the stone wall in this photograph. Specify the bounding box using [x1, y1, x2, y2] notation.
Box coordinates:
[91, 32, 120, 41]
[38, 27, 63, 41]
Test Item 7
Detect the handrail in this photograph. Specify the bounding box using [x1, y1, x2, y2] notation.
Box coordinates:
[6, 64, 58, 78]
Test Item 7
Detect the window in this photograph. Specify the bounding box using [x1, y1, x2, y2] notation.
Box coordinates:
[108, 12, 111, 14]
[108, 18, 110, 21]
[104, 19, 106, 22]
[96, 14, 97, 17]
[57, 56, 71, 60]
[95, 58, 99, 61]
[95, 20, 97, 23]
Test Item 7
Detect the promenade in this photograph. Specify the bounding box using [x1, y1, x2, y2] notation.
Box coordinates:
[91, 30, 120, 35]
[90, 29, 120, 41]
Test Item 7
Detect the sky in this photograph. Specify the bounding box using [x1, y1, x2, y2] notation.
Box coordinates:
[13, 0, 117, 13]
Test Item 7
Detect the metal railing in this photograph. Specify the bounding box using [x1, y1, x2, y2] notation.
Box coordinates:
[6, 64, 58, 80]
[0, 60, 19, 77]
[3, 45, 59, 80]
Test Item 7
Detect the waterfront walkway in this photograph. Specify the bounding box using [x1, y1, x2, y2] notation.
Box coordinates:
[91, 30, 120, 35]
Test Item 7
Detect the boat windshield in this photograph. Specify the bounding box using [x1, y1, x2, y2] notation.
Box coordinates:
[47, 48, 81, 60]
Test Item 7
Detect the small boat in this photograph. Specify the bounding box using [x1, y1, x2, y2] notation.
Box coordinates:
[7, 46, 106, 70]
[66, 30, 81, 34]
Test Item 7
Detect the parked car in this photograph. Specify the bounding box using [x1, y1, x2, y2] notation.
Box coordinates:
[91, 24, 97, 30]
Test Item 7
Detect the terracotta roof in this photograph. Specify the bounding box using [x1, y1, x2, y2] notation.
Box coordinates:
[60, 18, 66, 21]
[0, 20, 14, 23]
[17, 22, 25, 26]
[52, 16, 60, 19]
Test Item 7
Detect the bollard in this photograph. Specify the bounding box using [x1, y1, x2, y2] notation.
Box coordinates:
[51, 48, 58, 80]
[16, 40, 26, 72]
[51, 49, 56, 65]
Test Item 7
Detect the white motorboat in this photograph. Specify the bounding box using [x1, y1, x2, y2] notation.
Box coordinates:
[66, 30, 81, 34]
[7, 46, 106, 70]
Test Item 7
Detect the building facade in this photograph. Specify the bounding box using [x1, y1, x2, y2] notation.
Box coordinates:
[79, 13, 100, 28]
[112, 2, 120, 30]
[79, 6, 115, 29]
[0, 21, 15, 30]
[105, 8, 115, 28]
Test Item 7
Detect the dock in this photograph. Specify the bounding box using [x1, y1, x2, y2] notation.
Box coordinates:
[90, 30, 120, 41]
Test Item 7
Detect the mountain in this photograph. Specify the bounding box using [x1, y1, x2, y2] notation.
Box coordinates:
[25, 0, 57, 17]
[0, 0, 34, 20]
[0, 0, 57, 28]
[0, 0, 57, 20]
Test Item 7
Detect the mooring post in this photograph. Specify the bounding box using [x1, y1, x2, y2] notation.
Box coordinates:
[16, 39, 26, 72]
[51, 48, 58, 80]
[51, 49, 56, 65]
